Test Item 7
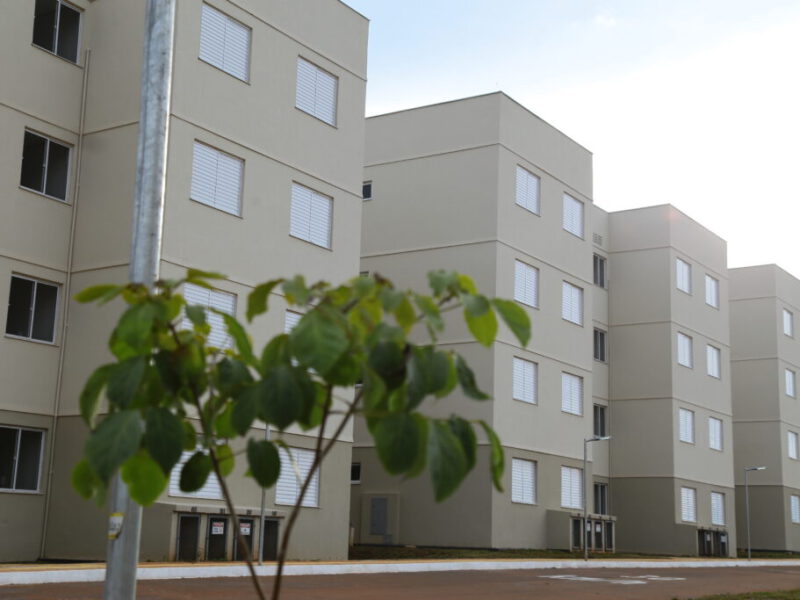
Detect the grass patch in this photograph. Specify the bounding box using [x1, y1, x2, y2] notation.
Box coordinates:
[348, 544, 669, 561]
[736, 550, 800, 559]
[682, 591, 800, 600]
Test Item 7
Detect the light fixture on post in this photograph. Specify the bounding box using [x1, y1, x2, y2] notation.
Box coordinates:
[583, 435, 611, 561]
[744, 466, 766, 560]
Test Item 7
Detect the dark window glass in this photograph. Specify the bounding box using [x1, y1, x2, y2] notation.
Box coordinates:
[44, 140, 69, 200]
[0, 428, 18, 489]
[369, 497, 388, 535]
[20, 132, 47, 192]
[33, 0, 80, 62]
[593, 254, 606, 287]
[593, 328, 606, 362]
[32, 0, 57, 52]
[594, 482, 608, 515]
[15, 430, 43, 490]
[56, 3, 80, 62]
[362, 182, 372, 200]
[350, 462, 361, 483]
[6, 277, 35, 337]
[593, 404, 607, 437]
[31, 282, 58, 342]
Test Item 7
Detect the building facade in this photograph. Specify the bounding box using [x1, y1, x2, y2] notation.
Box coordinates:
[1, 0, 367, 562]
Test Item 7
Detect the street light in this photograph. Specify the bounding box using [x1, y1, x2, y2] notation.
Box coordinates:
[583, 435, 611, 561]
[744, 466, 766, 560]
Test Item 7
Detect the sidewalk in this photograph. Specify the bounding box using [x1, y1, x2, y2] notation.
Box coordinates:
[3, 557, 800, 586]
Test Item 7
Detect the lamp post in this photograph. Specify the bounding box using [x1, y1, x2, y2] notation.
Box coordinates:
[583, 435, 611, 560]
[744, 466, 766, 560]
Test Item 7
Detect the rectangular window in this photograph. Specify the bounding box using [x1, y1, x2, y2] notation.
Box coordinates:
[711, 492, 725, 525]
[676, 258, 692, 294]
[786, 369, 796, 398]
[515, 166, 540, 215]
[784, 309, 794, 337]
[514, 260, 538, 308]
[677, 332, 693, 367]
[706, 345, 721, 378]
[594, 482, 608, 515]
[350, 462, 361, 484]
[512, 357, 537, 404]
[33, 0, 80, 63]
[20, 131, 70, 201]
[594, 328, 607, 362]
[708, 417, 723, 451]
[0, 426, 44, 491]
[181, 283, 236, 349]
[5, 275, 59, 343]
[593, 404, 607, 437]
[290, 182, 333, 249]
[791, 495, 800, 524]
[561, 282, 583, 325]
[296, 57, 338, 126]
[199, 3, 251, 81]
[561, 372, 583, 416]
[560, 466, 583, 509]
[276, 447, 319, 507]
[593, 254, 606, 287]
[562, 193, 584, 238]
[789, 431, 799, 460]
[681, 487, 697, 522]
[511, 458, 536, 505]
[362, 181, 372, 201]
[284, 310, 302, 333]
[190, 141, 243, 215]
[679, 408, 695, 443]
[705, 275, 719, 308]
[168, 448, 222, 500]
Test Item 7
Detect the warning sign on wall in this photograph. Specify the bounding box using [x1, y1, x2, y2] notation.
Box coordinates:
[240, 523, 251, 536]
[211, 521, 225, 535]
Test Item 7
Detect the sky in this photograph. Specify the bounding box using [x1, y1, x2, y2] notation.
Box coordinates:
[345, 0, 800, 277]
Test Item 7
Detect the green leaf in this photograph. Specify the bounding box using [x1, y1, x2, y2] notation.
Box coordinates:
[121, 451, 167, 506]
[361, 368, 387, 414]
[105, 356, 147, 409]
[145, 407, 184, 475]
[218, 312, 255, 364]
[74, 284, 122, 304]
[185, 304, 206, 328]
[367, 341, 406, 390]
[260, 366, 313, 430]
[407, 347, 450, 409]
[214, 403, 237, 439]
[247, 439, 280, 488]
[260, 334, 291, 372]
[479, 420, 505, 492]
[457, 274, 477, 295]
[455, 354, 489, 400]
[247, 279, 282, 322]
[79, 364, 114, 427]
[428, 421, 469, 502]
[463, 295, 498, 346]
[180, 451, 212, 492]
[492, 298, 531, 347]
[378, 287, 404, 311]
[216, 444, 235, 477]
[216, 357, 254, 396]
[232, 385, 260, 435]
[393, 295, 416, 334]
[283, 275, 310, 305]
[297, 383, 327, 431]
[182, 421, 197, 450]
[110, 302, 158, 359]
[186, 268, 226, 282]
[435, 353, 458, 399]
[289, 306, 349, 375]
[72, 459, 102, 501]
[448, 417, 477, 471]
[427, 270, 458, 297]
[373, 413, 424, 475]
[85, 410, 143, 484]
[404, 414, 429, 479]
[414, 295, 444, 332]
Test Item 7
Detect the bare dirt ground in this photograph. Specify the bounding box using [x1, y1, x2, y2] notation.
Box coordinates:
[2, 565, 800, 599]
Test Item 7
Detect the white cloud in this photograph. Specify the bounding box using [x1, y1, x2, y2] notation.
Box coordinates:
[593, 14, 618, 28]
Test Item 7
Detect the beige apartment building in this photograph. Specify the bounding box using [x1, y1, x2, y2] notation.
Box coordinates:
[353, 94, 738, 556]
[0, 0, 367, 563]
[730, 265, 800, 551]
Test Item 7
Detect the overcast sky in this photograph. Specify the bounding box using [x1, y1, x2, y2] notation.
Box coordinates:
[345, 1, 800, 277]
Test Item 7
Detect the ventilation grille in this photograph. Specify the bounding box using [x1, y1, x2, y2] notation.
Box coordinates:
[593, 233, 603, 246]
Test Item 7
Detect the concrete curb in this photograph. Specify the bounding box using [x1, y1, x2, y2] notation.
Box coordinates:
[3, 559, 800, 586]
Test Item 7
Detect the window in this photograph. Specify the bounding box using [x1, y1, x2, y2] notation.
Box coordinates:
[5, 275, 59, 343]
[512, 357, 537, 404]
[679, 408, 695, 443]
[33, 0, 80, 63]
[791, 495, 800, 524]
[511, 458, 536, 504]
[708, 417, 723, 451]
[296, 57, 338, 126]
[20, 131, 70, 201]
[514, 260, 538, 308]
[786, 369, 796, 398]
[594, 482, 608, 515]
[199, 3, 251, 81]
[593, 404, 607, 437]
[560, 466, 583, 509]
[676, 258, 692, 294]
[593, 254, 606, 287]
[784, 309, 794, 338]
[0, 426, 44, 491]
[515, 166, 540, 214]
[711, 492, 725, 525]
[705, 275, 719, 308]
[350, 463, 361, 484]
[168, 448, 222, 499]
[561, 282, 583, 325]
[181, 283, 236, 349]
[706, 345, 721, 378]
[680, 487, 697, 522]
[594, 329, 607, 362]
[276, 447, 319, 507]
[190, 141, 243, 215]
[362, 181, 372, 201]
[561, 372, 583, 416]
[284, 310, 302, 333]
[562, 193, 584, 238]
[789, 431, 799, 460]
[290, 182, 333, 249]
[677, 332, 693, 367]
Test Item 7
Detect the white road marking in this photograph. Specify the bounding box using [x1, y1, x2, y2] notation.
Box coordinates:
[540, 575, 646, 585]
[620, 574, 686, 581]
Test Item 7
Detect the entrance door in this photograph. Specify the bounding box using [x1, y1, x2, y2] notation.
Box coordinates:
[206, 517, 229, 561]
[176, 515, 200, 562]
[262, 518, 279, 561]
[698, 530, 713, 556]
[234, 518, 254, 561]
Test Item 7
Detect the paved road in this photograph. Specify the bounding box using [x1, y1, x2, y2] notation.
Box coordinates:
[3, 566, 800, 599]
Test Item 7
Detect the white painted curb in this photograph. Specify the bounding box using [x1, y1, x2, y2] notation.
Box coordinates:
[2, 559, 800, 586]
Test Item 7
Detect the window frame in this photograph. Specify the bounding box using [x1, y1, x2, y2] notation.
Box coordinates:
[350, 462, 361, 484]
[786, 368, 796, 398]
[593, 254, 607, 288]
[561, 372, 583, 416]
[19, 130, 72, 203]
[513, 260, 539, 308]
[295, 56, 339, 127]
[593, 328, 607, 362]
[511, 458, 537, 505]
[791, 495, 800, 524]
[788, 431, 799, 460]
[676, 258, 692, 294]
[704, 274, 719, 308]
[594, 482, 609, 515]
[562, 193, 584, 238]
[593, 404, 608, 437]
[560, 465, 583, 509]
[190, 140, 244, 216]
[784, 309, 794, 338]
[515, 165, 540, 215]
[561, 281, 583, 326]
[706, 344, 721, 379]
[198, 2, 252, 82]
[289, 181, 334, 250]
[0, 425, 45, 493]
[710, 491, 725, 526]
[362, 181, 372, 201]
[677, 332, 693, 368]
[32, 0, 82, 64]
[678, 408, 695, 444]
[680, 486, 697, 523]
[512, 356, 537, 405]
[708, 417, 723, 451]
[5, 274, 60, 344]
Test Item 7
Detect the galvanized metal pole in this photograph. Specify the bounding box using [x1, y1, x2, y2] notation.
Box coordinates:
[257, 426, 271, 565]
[104, 1, 175, 598]
[583, 438, 589, 561]
[745, 468, 751, 560]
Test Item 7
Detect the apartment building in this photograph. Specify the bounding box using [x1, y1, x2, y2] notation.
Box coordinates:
[730, 265, 800, 551]
[353, 94, 738, 556]
[0, 0, 367, 562]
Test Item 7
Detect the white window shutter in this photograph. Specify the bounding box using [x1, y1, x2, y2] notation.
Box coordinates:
[182, 283, 236, 349]
[284, 310, 302, 333]
[199, 4, 226, 69]
[214, 151, 244, 215]
[222, 15, 250, 81]
[563, 194, 583, 237]
[511, 458, 535, 504]
[708, 417, 723, 451]
[783, 309, 794, 337]
[191, 141, 243, 216]
[199, 4, 250, 81]
[296, 57, 338, 125]
[786, 369, 796, 397]
[276, 447, 319, 507]
[789, 431, 799, 460]
[711, 492, 725, 525]
[290, 183, 332, 249]
[191, 142, 219, 207]
[679, 408, 694, 443]
[791, 495, 800, 523]
[561, 373, 582, 415]
[677, 259, 692, 293]
[513, 357, 536, 404]
[560, 466, 582, 509]
[705, 275, 719, 307]
[515, 166, 540, 214]
[681, 487, 696, 522]
[514, 260, 538, 307]
[706, 345, 721, 378]
[562, 282, 583, 325]
[169, 449, 222, 500]
[677, 333, 693, 367]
